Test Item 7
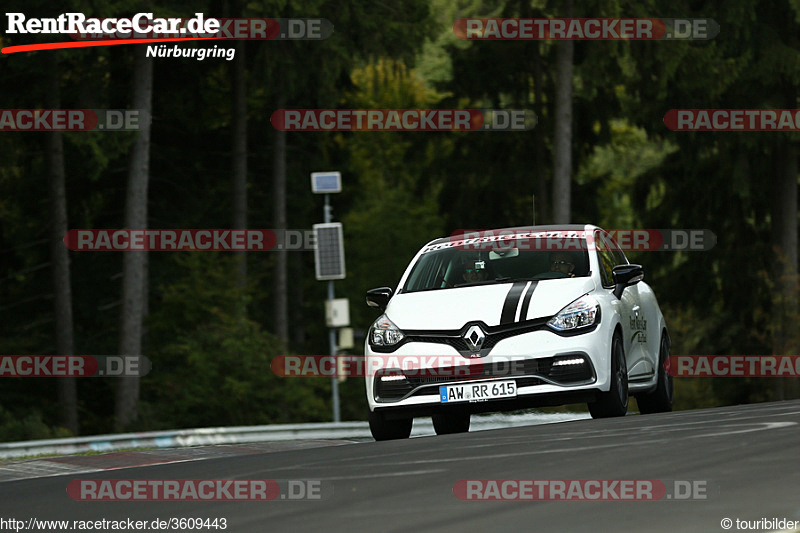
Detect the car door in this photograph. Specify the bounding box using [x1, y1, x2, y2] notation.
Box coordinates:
[604, 231, 653, 380]
[596, 231, 648, 381]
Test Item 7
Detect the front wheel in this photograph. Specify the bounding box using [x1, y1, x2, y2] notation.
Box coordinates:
[368, 409, 412, 441]
[588, 333, 629, 418]
[636, 334, 673, 414]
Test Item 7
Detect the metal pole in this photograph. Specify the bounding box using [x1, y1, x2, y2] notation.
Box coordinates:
[328, 281, 340, 422]
[324, 194, 341, 422]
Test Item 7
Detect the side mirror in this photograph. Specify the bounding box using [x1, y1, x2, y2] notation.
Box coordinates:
[366, 287, 393, 311]
[612, 264, 644, 299]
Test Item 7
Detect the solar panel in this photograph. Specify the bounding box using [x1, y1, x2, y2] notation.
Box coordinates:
[313, 223, 346, 280]
[311, 172, 342, 194]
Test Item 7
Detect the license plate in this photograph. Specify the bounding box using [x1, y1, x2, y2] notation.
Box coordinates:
[439, 380, 517, 403]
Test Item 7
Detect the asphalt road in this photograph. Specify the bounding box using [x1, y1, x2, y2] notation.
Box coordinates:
[3, 401, 800, 533]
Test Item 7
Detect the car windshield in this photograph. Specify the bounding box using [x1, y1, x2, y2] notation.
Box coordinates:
[402, 243, 591, 293]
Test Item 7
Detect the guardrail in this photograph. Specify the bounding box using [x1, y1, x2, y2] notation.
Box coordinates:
[0, 412, 589, 460]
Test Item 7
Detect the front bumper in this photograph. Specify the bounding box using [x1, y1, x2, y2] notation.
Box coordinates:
[365, 323, 613, 415]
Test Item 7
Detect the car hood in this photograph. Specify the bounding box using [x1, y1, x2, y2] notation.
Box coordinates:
[387, 277, 597, 330]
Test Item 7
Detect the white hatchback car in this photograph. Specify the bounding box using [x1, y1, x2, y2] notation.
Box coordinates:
[364, 225, 672, 440]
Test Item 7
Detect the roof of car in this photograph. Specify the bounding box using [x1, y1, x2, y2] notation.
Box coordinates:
[426, 224, 599, 246]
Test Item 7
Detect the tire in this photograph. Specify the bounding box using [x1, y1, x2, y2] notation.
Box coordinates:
[588, 332, 629, 418]
[432, 408, 470, 435]
[368, 409, 412, 441]
[636, 334, 674, 414]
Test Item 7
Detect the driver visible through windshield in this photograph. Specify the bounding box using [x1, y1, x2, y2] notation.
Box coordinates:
[402, 245, 590, 293]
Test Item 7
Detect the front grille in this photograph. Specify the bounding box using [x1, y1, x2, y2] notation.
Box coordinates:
[373, 318, 550, 355]
[482, 322, 549, 351]
[409, 336, 469, 352]
[374, 354, 595, 401]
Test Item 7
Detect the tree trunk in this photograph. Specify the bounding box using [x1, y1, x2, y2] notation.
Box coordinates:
[272, 86, 289, 343]
[771, 140, 798, 400]
[232, 38, 248, 290]
[290, 253, 305, 347]
[552, 0, 574, 225]
[46, 54, 78, 435]
[115, 48, 153, 431]
[533, 41, 548, 224]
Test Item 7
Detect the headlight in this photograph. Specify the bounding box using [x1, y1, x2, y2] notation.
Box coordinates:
[547, 295, 599, 331]
[369, 314, 405, 346]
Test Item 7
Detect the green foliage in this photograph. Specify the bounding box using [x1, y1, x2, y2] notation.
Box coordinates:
[140, 253, 329, 429]
[0, 406, 58, 442]
[577, 119, 677, 229]
[336, 58, 448, 331]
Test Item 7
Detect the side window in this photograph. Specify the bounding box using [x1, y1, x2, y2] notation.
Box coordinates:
[405, 250, 450, 291]
[603, 231, 629, 267]
[595, 231, 615, 288]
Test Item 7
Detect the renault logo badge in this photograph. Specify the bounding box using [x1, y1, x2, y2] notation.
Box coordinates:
[464, 324, 485, 353]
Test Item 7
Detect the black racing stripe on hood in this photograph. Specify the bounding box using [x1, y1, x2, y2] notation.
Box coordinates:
[500, 281, 528, 324]
[518, 281, 538, 322]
